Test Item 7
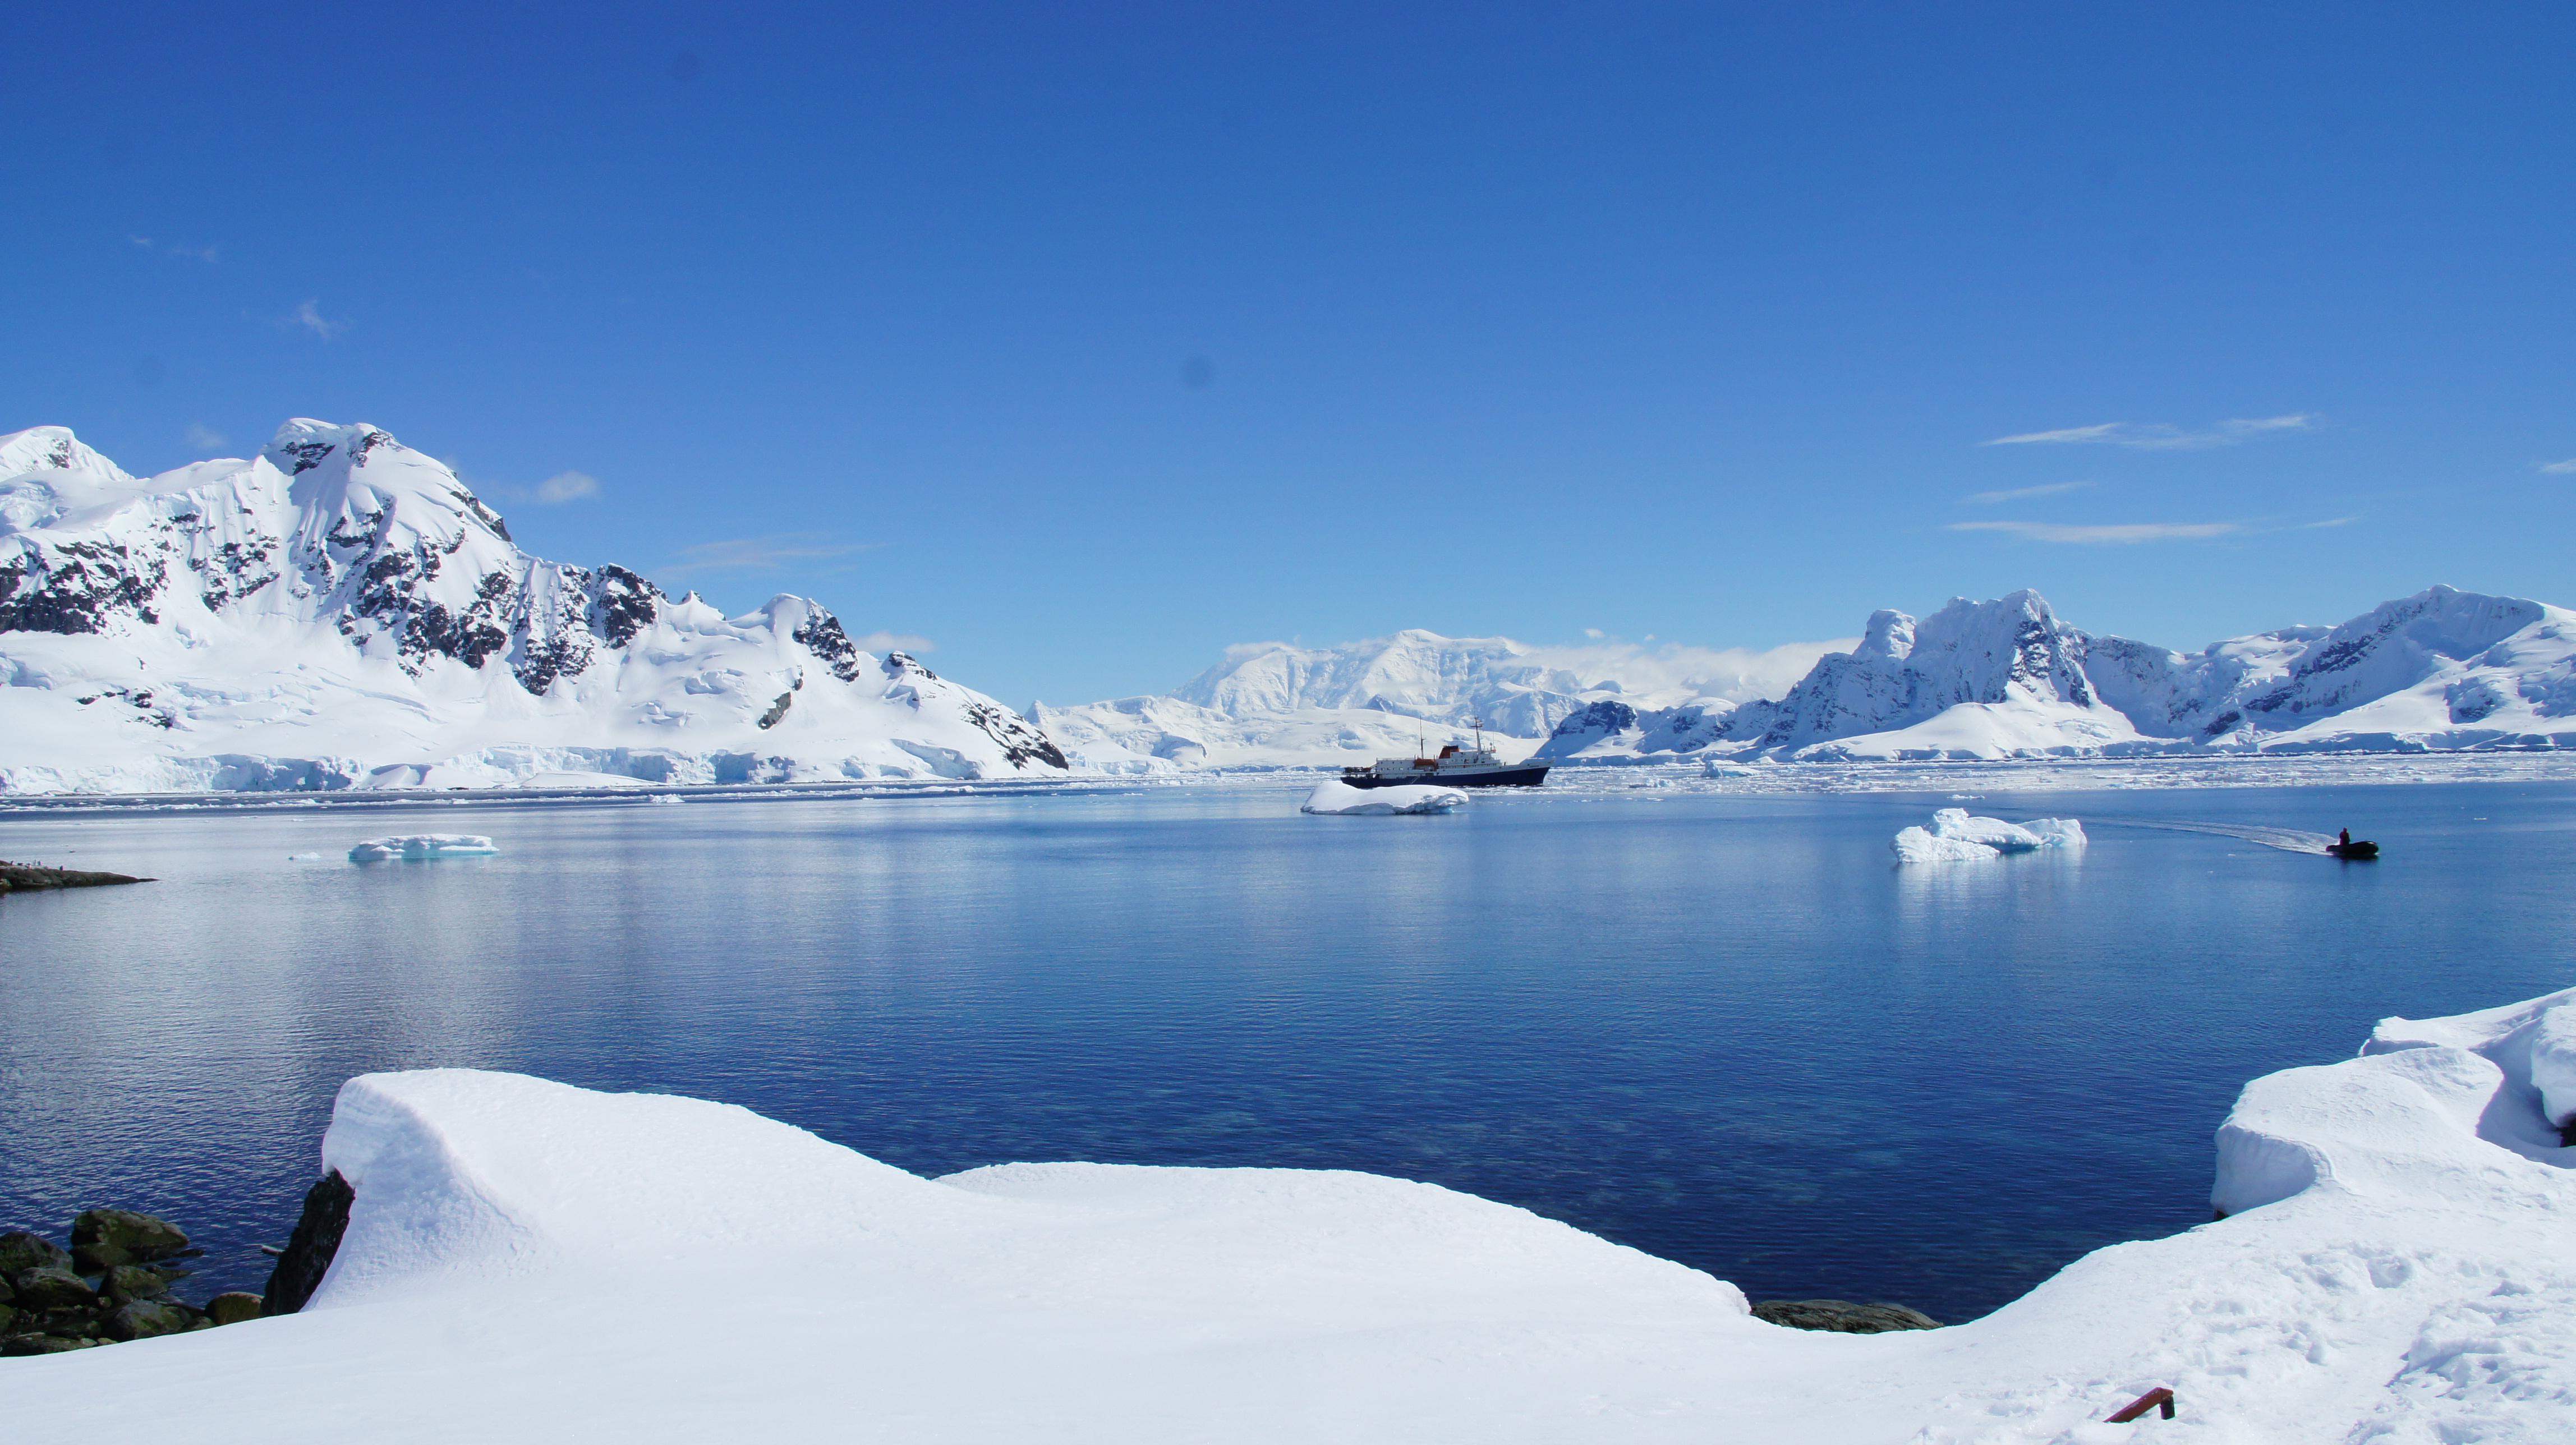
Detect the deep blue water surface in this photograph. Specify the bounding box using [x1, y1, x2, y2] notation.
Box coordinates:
[2, 779, 2570, 1323]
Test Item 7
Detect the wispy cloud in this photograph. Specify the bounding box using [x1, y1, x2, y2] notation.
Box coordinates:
[532, 470, 599, 504]
[249, 301, 345, 337]
[2300, 516, 2360, 530]
[852, 631, 935, 654]
[1964, 480, 2094, 505]
[129, 235, 218, 263]
[1951, 520, 2242, 544]
[184, 423, 228, 453]
[663, 534, 876, 576]
[2540, 458, 2576, 475]
[1982, 415, 2313, 450]
[289, 300, 344, 339]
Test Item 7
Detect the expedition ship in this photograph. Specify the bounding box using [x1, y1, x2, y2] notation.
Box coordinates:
[1339, 721, 1550, 789]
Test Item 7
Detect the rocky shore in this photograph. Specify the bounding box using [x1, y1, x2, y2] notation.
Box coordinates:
[0, 1178, 349, 1357]
[1750, 1298, 1940, 1333]
[0, 860, 149, 893]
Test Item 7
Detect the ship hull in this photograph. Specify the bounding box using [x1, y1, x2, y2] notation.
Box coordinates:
[1340, 764, 1551, 789]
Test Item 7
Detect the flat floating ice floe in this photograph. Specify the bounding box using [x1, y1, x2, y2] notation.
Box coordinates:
[1299, 780, 1469, 816]
[15, 990, 2576, 1442]
[1891, 806, 2084, 862]
[346, 834, 499, 864]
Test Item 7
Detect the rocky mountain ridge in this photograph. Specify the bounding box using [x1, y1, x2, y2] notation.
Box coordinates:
[0, 420, 1067, 792]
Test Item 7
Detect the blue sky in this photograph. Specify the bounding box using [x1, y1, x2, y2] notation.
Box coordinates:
[8, 3, 2573, 706]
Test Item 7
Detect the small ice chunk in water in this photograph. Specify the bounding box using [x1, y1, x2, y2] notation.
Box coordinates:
[1892, 808, 2084, 863]
[1890, 827, 1999, 863]
[1301, 781, 1468, 816]
[349, 834, 501, 863]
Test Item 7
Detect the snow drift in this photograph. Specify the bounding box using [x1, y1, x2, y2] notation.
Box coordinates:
[16, 988, 2576, 1441]
[1890, 808, 2086, 863]
[1299, 780, 1468, 816]
[0, 422, 1070, 793]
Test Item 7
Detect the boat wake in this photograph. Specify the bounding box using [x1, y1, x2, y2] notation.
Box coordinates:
[2090, 817, 2339, 855]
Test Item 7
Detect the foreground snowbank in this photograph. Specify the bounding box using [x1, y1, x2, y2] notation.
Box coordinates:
[14, 989, 2576, 1441]
[1300, 780, 1469, 816]
[1890, 807, 2085, 862]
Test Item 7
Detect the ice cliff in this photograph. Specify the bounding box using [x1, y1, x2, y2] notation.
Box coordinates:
[0, 422, 1069, 792]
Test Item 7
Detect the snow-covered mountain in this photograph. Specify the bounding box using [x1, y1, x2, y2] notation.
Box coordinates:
[1173, 631, 1593, 737]
[1042, 630, 1839, 772]
[1538, 586, 2576, 762]
[0, 421, 1069, 792]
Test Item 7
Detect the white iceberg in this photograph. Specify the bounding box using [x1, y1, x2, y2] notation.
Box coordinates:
[1299, 780, 1468, 816]
[347, 834, 500, 863]
[17, 986, 2576, 1441]
[1890, 806, 2085, 862]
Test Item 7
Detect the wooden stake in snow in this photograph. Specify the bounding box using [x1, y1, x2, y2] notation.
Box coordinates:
[2105, 1386, 2177, 1423]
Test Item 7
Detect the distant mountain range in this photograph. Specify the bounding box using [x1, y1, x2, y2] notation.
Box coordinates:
[1054, 588, 2574, 771]
[6, 418, 2568, 793]
[1537, 586, 2574, 762]
[1036, 631, 1836, 772]
[0, 421, 1065, 792]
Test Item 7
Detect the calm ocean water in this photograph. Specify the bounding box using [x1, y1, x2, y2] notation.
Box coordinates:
[2, 777, 2569, 1323]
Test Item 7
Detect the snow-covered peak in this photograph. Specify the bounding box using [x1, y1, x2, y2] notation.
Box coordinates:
[0, 418, 1072, 790]
[1855, 609, 1913, 661]
[2242, 585, 2556, 716]
[263, 418, 517, 553]
[1909, 588, 2094, 709]
[0, 425, 133, 484]
[1177, 629, 1566, 728]
[1, 424, 146, 530]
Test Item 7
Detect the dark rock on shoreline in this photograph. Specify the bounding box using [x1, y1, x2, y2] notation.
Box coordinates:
[0, 862, 151, 894]
[1, 1333, 98, 1354]
[72, 1208, 192, 1271]
[204, 1292, 263, 1326]
[104, 1299, 200, 1340]
[262, 1171, 355, 1315]
[101, 1264, 171, 1305]
[0, 1231, 73, 1276]
[0, 1209, 256, 1359]
[1751, 1298, 1942, 1333]
[10, 1267, 96, 1311]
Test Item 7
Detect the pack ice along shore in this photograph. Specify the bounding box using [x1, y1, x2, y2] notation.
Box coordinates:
[0, 422, 1066, 793]
[1047, 586, 2576, 772]
[10, 987, 2575, 1441]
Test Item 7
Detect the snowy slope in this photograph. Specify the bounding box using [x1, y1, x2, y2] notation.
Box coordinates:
[1538, 586, 2576, 763]
[16, 988, 2576, 1442]
[0, 421, 1068, 792]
